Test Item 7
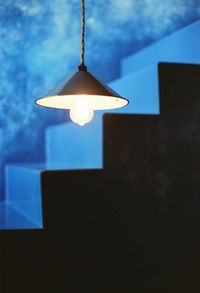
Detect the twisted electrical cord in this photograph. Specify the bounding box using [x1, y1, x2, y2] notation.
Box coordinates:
[80, 0, 85, 66]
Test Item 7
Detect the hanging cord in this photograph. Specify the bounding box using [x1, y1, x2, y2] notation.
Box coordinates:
[80, 0, 85, 67]
[78, 0, 87, 71]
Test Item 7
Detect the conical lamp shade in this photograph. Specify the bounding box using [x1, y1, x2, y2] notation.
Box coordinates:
[36, 69, 129, 110]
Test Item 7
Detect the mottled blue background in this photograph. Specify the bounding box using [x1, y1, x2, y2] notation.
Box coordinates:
[0, 0, 200, 198]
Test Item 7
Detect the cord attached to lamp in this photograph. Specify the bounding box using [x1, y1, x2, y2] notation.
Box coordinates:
[35, 0, 129, 126]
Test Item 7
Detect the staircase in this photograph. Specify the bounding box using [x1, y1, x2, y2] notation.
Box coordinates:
[1, 20, 200, 229]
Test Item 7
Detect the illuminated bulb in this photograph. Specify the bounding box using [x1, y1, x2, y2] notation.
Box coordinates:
[69, 95, 94, 126]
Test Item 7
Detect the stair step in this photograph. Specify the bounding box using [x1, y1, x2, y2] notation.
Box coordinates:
[0, 202, 39, 230]
[122, 20, 200, 76]
[46, 65, 159, 167]
[4, 162, 91, 230]
[5, 164, 45, 229]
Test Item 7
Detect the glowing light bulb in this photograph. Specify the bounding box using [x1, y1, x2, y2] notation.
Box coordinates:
[69, 95, 94, 126]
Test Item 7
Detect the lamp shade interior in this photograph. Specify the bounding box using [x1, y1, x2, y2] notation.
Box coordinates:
[36, 94, 128, 110]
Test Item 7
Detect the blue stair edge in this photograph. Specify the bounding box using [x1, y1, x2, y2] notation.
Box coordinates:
[109, 64, 160, 115]
[0, 128, 5, 200]
[5, 164, 45, 229]
[122, 20, 200, 76]
[0, 202, 39, 230]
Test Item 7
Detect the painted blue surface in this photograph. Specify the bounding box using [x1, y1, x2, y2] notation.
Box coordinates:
[0, 202, 39, 230]
[122, 20, 200, 76]
[5, 164, 44, 228]
[46, 112, 103, 169]
[0, 128, 4, 200]
[110, 65, 160, 115]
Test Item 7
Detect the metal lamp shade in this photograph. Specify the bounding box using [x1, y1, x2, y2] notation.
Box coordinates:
[35, 69, 129, 110]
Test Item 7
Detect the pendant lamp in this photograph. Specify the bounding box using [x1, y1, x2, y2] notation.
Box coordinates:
[35, 0, 129, 126]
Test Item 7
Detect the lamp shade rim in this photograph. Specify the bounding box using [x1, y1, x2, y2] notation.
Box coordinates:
[35, 94, 129, 110]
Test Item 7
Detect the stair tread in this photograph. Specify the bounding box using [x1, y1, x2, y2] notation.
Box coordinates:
[0, 203, 40, 230]
[122, 20, 200, 75]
